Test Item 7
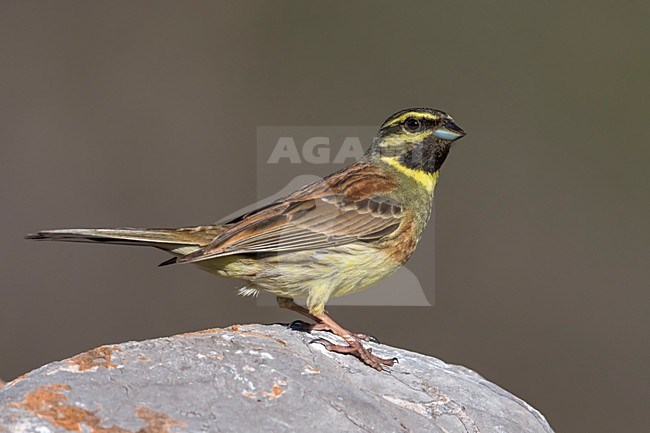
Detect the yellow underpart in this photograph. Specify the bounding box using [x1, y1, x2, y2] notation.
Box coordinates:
[199, 243, 399, 316]
[383, 111, 442, 128]
[381, 156, 439, 193]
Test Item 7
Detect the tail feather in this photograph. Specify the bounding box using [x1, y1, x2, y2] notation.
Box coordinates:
[158, 257, 178, 267]
[25, 227, 223, 254]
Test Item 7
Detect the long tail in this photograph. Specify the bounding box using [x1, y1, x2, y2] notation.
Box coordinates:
[25, 226, 223, 256]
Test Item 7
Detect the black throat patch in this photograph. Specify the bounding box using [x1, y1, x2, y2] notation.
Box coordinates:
[399, 139, 452, 174]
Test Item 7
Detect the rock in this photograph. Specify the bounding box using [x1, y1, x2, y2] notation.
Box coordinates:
[0, 324, 554, 433]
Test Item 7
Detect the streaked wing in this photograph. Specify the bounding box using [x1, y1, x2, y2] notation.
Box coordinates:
[176, 162, 403, 263]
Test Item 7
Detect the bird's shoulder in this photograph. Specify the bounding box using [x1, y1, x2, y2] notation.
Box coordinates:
[226, 161, 402, 227]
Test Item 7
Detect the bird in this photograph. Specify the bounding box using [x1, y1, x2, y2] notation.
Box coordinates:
[26, 108, 466, 370]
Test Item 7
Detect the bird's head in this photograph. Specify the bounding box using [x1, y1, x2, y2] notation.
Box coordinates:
[368, 108, 466, 175]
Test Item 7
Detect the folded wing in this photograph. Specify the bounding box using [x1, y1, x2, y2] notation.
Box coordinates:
[176, 162, 403, 264]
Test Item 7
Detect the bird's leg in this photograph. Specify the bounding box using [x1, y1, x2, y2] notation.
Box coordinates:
[310, 311, 397, 371]
[276, 297, 377, 342]
[276, 296, 320, 322]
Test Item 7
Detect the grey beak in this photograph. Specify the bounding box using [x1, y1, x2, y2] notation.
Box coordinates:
[433, 120, 466, 141]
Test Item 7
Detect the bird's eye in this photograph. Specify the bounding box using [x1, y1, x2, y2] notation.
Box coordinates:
[404, 118, 421, 132]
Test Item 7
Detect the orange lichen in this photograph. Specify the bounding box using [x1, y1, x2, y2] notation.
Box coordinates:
[177, 327, 226, 337]
[178, 324, 288, 347]
[261, 381, 286, 399]
[4, 372, 29, 390]
[14, 384, 185, 433]
[67, 346, 122, 371]
[242, 391, 257, 399]
[134, 407, 185, 433]
[272, 338, 288, 347]
[13, 384, 117, 432]
[228, 325, 288, 346]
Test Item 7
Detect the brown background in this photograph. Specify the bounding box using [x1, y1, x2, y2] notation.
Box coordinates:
[1, 2, 648, 432]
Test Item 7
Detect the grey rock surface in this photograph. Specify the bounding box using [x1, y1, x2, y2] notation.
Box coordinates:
[0, 324, 554, 433]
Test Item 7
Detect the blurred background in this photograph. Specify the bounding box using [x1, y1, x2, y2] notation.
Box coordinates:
[1, 2, 648, 432]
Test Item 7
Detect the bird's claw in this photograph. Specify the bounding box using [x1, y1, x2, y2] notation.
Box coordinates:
[309, 337, 396, 370]
[357, 334, 380, 344]
[309, 337, 331, 346]
[291, 321, 379, 344]
[289, 320, 312, 331]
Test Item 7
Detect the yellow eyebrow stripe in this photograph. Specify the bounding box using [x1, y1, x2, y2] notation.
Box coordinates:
[381, 156, 439, 193]
[382, 112, 442, 128]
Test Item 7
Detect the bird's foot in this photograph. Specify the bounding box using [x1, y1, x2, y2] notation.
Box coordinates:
[289, 320, 379, 343]
[310, 337, 397, 371]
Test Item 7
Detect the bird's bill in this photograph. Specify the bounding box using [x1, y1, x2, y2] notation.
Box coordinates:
[433, 120, 466, 141]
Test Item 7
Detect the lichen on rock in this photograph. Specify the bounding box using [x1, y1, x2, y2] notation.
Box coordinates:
[0, 324, 554, 433]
